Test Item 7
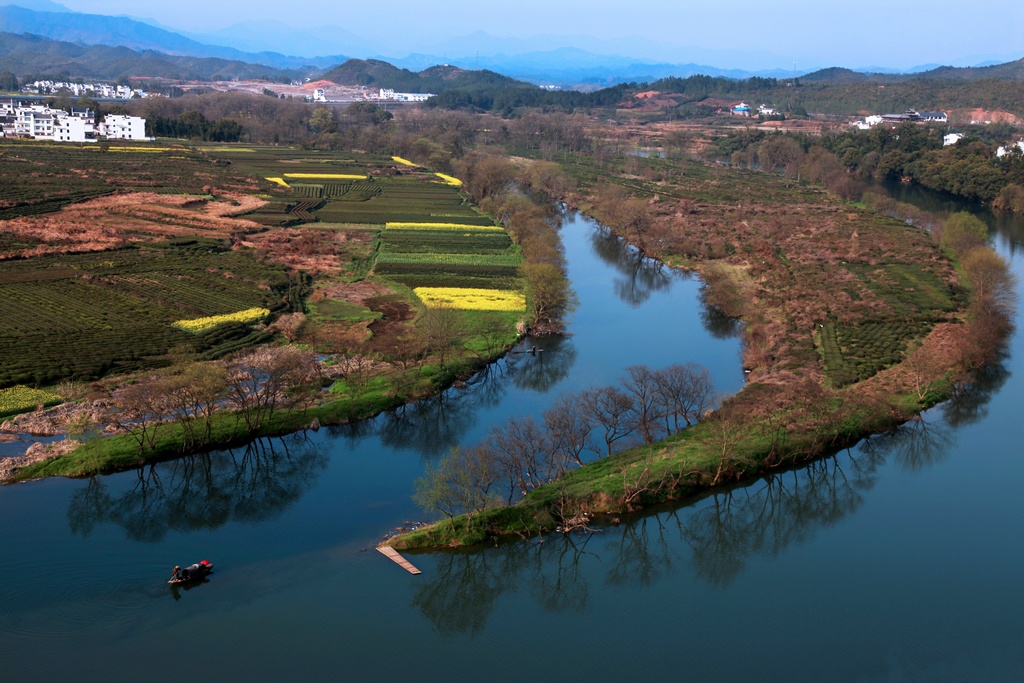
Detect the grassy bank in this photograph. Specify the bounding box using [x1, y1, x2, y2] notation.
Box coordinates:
[388, 380, 951, 549]
[10, 350, 510, 482]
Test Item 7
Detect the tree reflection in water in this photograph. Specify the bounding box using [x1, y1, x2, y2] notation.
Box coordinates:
[411, 415, 961, 632]
[860, 416, 953, 472]
[509, 336, 577, 393]
[940, 355, 1011, 428]
[588, 227, 676, 308]
[368, 338, 577, 458]
[699, 292, 744, 340]
[412, 535, 595, 636]
[67, 434, 327, 541]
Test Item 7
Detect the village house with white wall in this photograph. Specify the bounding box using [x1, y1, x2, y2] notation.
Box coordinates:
[0, 100, 148, 142]
[372, 88, 434, 103]
[850, 109, 948, 129]
[24, 80, 147, 99]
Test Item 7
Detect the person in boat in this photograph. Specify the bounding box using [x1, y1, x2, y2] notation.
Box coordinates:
[171, 565, 181, 581]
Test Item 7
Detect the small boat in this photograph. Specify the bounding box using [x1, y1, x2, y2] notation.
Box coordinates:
[168, 560, 213, 585]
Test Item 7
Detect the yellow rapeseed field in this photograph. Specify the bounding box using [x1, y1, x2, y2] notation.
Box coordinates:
[435, 173, 463, 187]
[0, 386, 62, 417]
[415, 288, 526, 312]
[172, 307, 270, 333]
[385, 222, 503, 232]
[283, 173, 366, 179]
[266, 177, 290, 187]
[391, 156, 417, 166]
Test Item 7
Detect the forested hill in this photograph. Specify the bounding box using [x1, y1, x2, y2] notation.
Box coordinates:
[427, 67, 1024, 119]
[320, 59, 528, 93]
[920, 58, 1024, 81]
[0, 32, 298, 81]
[802, 58, 1024, 83]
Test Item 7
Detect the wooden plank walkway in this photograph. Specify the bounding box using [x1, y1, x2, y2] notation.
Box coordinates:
[377, 546, 422, 575]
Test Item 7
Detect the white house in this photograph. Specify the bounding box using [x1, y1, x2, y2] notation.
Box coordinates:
[100, 114, 147, 140]
[53, 114, 95, 143]
[16, 107, 54, 138]
[376, 88, 434, 102]
[919, 111, 948, 123]
[943, 133, 964, 147]
[996, 141, 1024, 158]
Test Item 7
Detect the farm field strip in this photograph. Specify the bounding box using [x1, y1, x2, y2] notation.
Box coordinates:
[384, 221, 503, 231]
[173, 307, 271, 333]
[282, 173, 368, 180]
[375, 252, 522, 267]
[413, 287, 526, 312]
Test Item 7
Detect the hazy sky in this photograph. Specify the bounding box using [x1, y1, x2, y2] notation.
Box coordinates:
[56, 0, 1024, 69]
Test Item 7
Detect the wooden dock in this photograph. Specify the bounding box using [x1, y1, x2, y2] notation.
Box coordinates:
[377, 546, 422, 575]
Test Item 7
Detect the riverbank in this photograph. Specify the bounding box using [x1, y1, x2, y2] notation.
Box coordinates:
[3, 348, 513, 483]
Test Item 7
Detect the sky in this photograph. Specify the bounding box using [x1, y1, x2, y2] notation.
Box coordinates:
[48, 1, 1024, 70]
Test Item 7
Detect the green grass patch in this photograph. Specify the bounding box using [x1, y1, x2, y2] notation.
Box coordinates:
[310, 299, 377, 321]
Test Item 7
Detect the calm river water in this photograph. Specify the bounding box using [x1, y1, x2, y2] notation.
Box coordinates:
[1, 202, 1022, 682]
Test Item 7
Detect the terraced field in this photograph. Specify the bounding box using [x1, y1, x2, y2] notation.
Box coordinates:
[0, 142, 522, 400]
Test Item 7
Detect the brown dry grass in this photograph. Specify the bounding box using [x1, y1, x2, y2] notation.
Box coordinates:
[240, 228, 374, 276]
[0, 191, 268, 259]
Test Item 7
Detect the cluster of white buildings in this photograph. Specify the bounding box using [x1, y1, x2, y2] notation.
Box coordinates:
[850, 109, 949, 130]
[732, 102, 779, 117]
[23, 80, 148, 100]
[1, 100, 148, 142]
[309, 87, 435, 104]
[371, 88, 434, 103]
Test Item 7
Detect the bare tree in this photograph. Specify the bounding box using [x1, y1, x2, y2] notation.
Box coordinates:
[226, 347, 320, 434]
[161, 363, 228, 450]
[701, 413, 749, 486]
[417, 304, 464, 369]
[580, 385, 636, 458]
[413, 444, 501, 524]
[903, 340, 945, 403]
[543, 394, 594, 468]
[653, 362, 715, 432]
[489, 416, 553, 504]
[111, 378, 170, 455]
[621, 365, 666, 444]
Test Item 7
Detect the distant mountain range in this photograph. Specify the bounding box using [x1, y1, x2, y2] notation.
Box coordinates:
[1, 1, 1022, 89]
[0, 4, 345, 70]
[0, 31, 301, 81]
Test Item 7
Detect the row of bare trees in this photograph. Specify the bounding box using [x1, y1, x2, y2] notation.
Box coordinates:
[414, 363, 715, 522]
[104, 347, 322, 455]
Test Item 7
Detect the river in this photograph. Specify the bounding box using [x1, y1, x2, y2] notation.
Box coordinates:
[2, 200, 1022, 682]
